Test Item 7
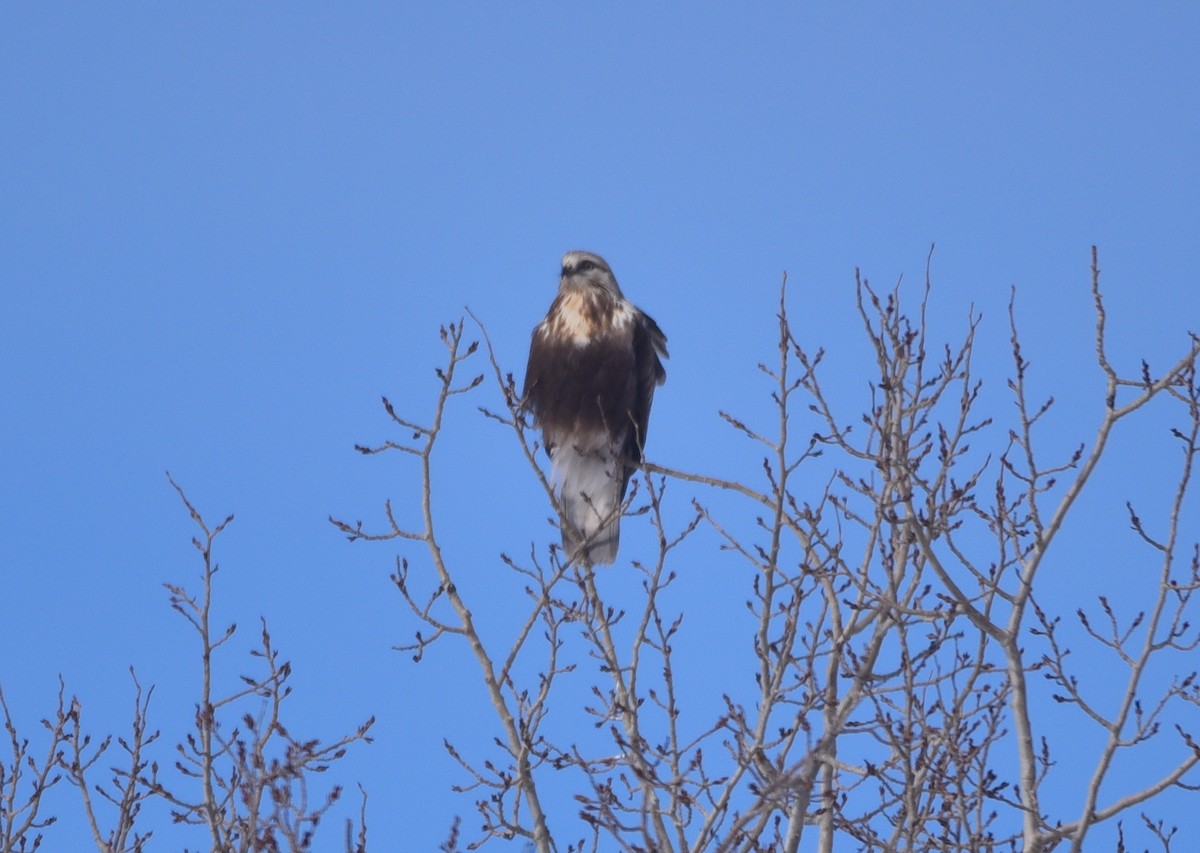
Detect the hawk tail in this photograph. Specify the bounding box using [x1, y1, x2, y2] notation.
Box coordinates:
[554, 442, 623, 566]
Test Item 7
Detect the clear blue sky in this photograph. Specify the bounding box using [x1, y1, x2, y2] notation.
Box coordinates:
[2, 5, 1198, 849]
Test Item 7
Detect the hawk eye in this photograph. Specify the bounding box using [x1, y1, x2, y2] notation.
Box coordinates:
[577, 260, 597, 273]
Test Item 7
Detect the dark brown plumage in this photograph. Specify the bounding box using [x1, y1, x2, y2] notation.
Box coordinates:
[522, 251, 667, 564]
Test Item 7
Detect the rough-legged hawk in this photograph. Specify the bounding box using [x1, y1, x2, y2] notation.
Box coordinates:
[522, 251, 668, 564]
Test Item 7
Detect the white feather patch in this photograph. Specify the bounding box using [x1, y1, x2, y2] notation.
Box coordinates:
[545, 292, 635, 347]
[552, 292, 594, 345]
[551, 433, 622, 564]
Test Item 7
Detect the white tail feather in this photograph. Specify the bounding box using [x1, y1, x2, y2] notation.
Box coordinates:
[552, 438, 622, 565]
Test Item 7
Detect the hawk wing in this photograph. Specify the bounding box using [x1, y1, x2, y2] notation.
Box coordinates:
[620, 309, 668, 498]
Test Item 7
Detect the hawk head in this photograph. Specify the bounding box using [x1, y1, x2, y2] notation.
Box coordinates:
[561, 250, 624, 299]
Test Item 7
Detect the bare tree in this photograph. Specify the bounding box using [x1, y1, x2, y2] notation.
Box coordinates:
[62, 670, 158, 853]
[149, 477, 375, 853]
[1, 479, 374, 853]
[2, 679, 69, 852]
[335, 248, 1200, 852]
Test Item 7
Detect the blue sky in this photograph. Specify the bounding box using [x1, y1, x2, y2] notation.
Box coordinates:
[2, 5, 1198, 850]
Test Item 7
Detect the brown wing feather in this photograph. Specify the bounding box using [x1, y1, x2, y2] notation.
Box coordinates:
[620, 310, 668, 497]
[524, 329, 635, 448]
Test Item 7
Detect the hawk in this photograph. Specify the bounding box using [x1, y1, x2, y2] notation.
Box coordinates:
[522, 251, 668, 565]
